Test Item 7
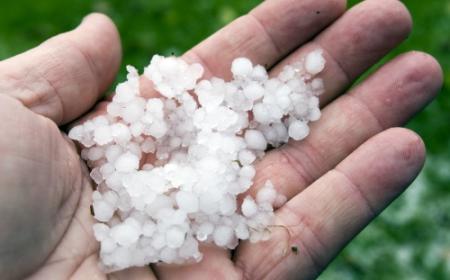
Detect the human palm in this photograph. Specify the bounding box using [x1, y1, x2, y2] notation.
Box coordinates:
[0, 0, 443, 279]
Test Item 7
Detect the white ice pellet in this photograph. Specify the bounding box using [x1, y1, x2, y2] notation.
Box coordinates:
[68, 50, 325, 271]
[110, 222, 141, 247]
[195, 79, 225, 108]
[111, 123, 131, 144]
[231, 57, 253, 78]
[87, 147, 104, 161]
[288, 120, 310, 141]
[305, 49, 325, 75]
[93, 200, 114, 222]
[165, 226, 186, 248]
[256, 181, 277, 205]
[213, 225, 234, 247]
[240, 165, 256, 179]
[68, 125, 84, 141]
[114, 152, 140, 172]
[219, 194, 237, 216]
[241, 196, 258, 218]
[196, 222, 214, 241]
[94, 126, 113, 146]
[238, 149, 256, 165]
[93, 223, 110, 241]
[243, 82, 265, 101]
[175, 191, 199, 213]
[244, 130, 267, 150]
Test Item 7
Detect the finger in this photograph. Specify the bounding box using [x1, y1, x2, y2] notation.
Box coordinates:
[235, 128, 426, 279]
[270, 0, 412, 106]
[183, 0, 346, 78]
[250, 51, 442, 201]
[0, 13, 121, 125]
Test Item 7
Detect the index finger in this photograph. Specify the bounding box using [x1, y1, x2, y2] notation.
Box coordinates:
[183, 0, 346, 79]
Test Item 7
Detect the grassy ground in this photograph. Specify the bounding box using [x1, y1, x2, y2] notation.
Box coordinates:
[0, 0, 449, 278]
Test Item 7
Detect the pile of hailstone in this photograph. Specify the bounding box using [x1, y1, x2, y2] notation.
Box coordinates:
[69, 50, 325, 271]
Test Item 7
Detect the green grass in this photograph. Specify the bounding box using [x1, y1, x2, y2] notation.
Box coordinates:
[0, 0, 449, 278]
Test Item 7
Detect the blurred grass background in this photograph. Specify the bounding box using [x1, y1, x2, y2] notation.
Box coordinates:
[0, 0, 449, 278]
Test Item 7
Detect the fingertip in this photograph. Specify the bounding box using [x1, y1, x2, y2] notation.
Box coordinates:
[394, 51, 444, 100]
[77, 13, 122, 84]
[409, 51, 444, 95]
[382, 127, 426, 171]
[355, 0, 413, 40]
[78, 13, 122, 57]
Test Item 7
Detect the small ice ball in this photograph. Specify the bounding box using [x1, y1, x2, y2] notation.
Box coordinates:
[103, 191, 119, 206]
[304, 49, 325, 75]
[243, 82, 265, 101]
[94, 126, 113, 145]
[93, 200, 114, 222]
[142, 221, 156, 237]
[176, 191, 199, 213]
[196, 222, 214, 241]
[245, 130, 267, 150]
[256, 181, 277, 205]
[238, 149, 256, 165]
[213, 225, 234, 247]
[251, 65, 268, 81]
[219, 194, 237, 216]
[114, 152, 140, 172]
[195, 79, 225, 108]
[107, 102, 122, 117]
[231, 57, 253, 77]
[90, 168, 103, 184]
[100, 163, 115, 178]
[252, 103, 272, 125]
[288, 120, 310, 141]
[309, 107, 321, 122]
[165, 226, 186, 249]
[111, 123, 131, 144]
[93, 116, 109, 126]
[146, 98, 164, 117]
[240, 165, 256, 179]
[105, 145, 123, 163]
[110, 223, 140, 247]
[179, 236, 200, 259]
[151, 233, 167, 250]
[130, 122, 144, 137]
[121, 100, 145, 124]
[93, 223, 110, 241]
[87, 147, 104, 161]
[68, 125, 84, 141]
[145, 121, 168, 139]
[101, 237, 117, 254]
[235, 222, 250, 240]
[114, 82, 136, 103]
[241, 196, 258, 217]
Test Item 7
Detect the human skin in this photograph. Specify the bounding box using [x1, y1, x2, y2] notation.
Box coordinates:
[0, 0, 443, 279]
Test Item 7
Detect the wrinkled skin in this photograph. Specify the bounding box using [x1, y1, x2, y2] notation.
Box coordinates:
[0, 0, 443, 279]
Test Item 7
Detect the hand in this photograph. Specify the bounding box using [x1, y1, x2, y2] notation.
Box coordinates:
[0, 0, 442, 279]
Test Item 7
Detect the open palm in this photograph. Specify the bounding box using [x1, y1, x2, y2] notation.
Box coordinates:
[0, 0, 443, 279]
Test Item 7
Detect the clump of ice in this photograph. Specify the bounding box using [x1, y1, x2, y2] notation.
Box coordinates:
[69, 50, 325, 272]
